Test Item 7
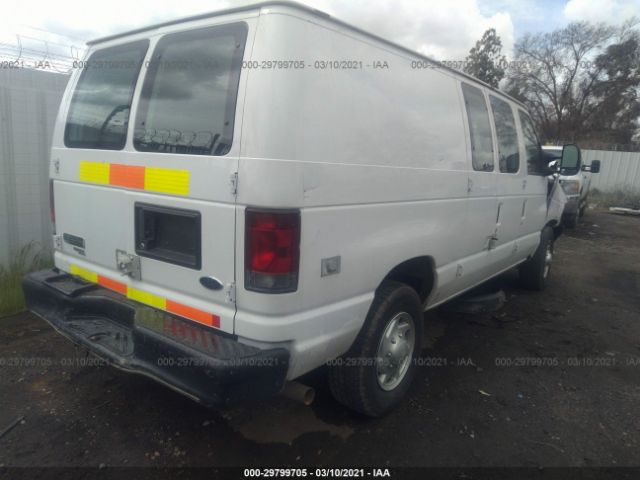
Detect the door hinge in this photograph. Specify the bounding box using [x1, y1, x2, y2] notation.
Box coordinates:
[467, 178, 473, 193]
[230, 172, 238, 195]
[53, 234, 63, 250]
[225, 283, 236, 303]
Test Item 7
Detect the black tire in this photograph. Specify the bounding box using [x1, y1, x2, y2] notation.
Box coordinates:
[519, 226, 554, 291]
[328, 281, 423, 417]
[563, 213, 578, 229]
[579, 204, 586, 218]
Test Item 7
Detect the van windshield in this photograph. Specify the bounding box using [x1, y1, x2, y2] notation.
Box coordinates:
[133, 23, 247, 156]
[64, 41, 149, 150]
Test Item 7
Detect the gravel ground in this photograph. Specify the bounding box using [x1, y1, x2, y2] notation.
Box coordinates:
[1, 209, 639, 471]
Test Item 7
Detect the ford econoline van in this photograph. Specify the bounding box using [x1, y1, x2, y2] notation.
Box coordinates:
[23, 1, 570, 416]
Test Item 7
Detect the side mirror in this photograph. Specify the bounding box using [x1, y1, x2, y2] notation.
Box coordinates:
[561, 144, 581, 171]
[590, 160, 601, 174]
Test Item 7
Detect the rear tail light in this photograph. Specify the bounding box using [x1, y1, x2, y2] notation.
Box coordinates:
[245, 209, 300, 293]
[49, 179, 56, 234]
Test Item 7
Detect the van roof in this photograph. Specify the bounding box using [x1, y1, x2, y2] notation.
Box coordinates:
[87, 1, 526, 109]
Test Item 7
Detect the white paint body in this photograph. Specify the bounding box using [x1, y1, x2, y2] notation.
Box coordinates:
[50, 4, 559, 381]
[543, 146, 592, 216]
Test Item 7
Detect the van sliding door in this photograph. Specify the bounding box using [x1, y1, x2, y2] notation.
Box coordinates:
[457, 83, 500, 289]
[488, 95, 528, 270]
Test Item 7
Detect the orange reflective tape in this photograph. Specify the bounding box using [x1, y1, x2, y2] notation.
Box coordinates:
[78, 161, 190, 196]
[109, 164, 145, 189]
[68, 264, 220, 330]
[166, 300, 220, 328]
[97, 275, 128, 296]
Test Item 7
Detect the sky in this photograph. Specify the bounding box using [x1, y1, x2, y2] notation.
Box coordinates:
[1, 0, 639, 65]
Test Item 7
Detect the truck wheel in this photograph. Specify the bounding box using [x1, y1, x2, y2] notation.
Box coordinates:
[579, 204, 586, 218]
[328, 281, 423, 417]
[563, 213, 578, 228]
[519, 226, 554, 291]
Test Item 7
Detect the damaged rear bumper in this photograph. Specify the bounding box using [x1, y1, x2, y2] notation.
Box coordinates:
[22, 269, 289, 406]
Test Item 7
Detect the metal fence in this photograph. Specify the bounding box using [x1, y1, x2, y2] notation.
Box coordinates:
[582, 149, 640, 193]
[0, 69, 69, 266]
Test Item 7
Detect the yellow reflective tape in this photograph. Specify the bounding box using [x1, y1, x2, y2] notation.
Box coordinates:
[70, 264, 98, 283]
[144, 167, 190, 196]
[79, 161, 110, 185]
[126, 287, 167, 310]
[68, 265, 173, 316]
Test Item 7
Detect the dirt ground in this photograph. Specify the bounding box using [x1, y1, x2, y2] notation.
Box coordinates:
[1, 209, 640, 470]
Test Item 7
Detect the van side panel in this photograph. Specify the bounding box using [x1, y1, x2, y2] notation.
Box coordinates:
[236, 11, 469, 378]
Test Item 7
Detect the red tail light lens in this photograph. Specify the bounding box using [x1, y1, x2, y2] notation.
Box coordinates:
[245, 209, 300, 293]
[49, 179, 56, 234]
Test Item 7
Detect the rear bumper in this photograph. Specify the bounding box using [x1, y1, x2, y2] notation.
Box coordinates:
[22, 269, 289, 407]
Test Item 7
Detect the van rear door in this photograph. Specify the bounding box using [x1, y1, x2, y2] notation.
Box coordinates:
[52, 22, 249, 334]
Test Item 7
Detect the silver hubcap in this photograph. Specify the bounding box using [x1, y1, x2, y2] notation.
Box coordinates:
[543, 243, 553, 279]
[376, 312, 415, 391]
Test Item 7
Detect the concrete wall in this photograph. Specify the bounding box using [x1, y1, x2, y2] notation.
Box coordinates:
[582, 149, 640, 193]
[0, 69, 69, 266]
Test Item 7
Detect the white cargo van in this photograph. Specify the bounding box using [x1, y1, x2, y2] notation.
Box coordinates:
[24, 1, 572, 416]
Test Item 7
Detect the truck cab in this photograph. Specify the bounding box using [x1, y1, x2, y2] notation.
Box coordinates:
[542, 145, 601, 228]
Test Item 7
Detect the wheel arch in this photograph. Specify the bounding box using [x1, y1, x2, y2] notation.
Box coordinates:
[379, 256, 436, 305]
[545, 219, 563, 240]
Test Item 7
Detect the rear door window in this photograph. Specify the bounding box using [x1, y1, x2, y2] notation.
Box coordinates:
[489, 96, 520, 173]
[519, 111, 543, 175]
[461, 83, 494, 172]
[64, 40, 149, 150]
[133, 23, 247, 156]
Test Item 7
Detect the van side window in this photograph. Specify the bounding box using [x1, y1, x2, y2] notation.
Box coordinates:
[519, 112, 543, 175]
[64, 41, 149, 150]
[134, 23, 247, 156]
[489, 96, 519, 173]
[461, 83, 494, 172]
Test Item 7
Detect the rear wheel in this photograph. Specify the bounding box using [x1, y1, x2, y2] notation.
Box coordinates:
[328, 281, 423, 417]
[519, 226, 554, 291]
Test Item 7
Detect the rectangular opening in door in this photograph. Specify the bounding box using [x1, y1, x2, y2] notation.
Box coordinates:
[135, 203, 201, 269]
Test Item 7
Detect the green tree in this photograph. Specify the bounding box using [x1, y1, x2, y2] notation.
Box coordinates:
[463, 28, 507, 88]
[586, 34, 640, 146]
[505, 20, 639, 148]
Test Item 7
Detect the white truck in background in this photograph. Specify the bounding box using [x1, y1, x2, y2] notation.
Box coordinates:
[542, 146, 601, 228]
[24, 1, 572, 416]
